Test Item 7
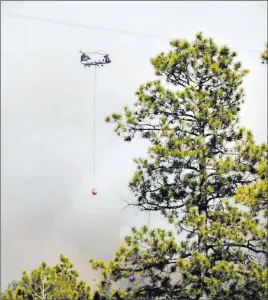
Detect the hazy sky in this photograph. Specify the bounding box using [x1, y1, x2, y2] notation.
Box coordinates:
[1, 1, 267, 290]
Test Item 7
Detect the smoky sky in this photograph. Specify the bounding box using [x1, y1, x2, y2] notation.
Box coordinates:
[1, 1, 267, 290]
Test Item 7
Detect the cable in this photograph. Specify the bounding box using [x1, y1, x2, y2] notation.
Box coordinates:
[8, 12, 171, 41]
[7, 12, 261, 54]
[93, 65, 97, 188]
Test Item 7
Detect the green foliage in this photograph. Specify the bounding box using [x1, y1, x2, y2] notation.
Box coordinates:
[260, 43, 268, 64]
[90, 226, 182, 298]
[1, 254, 92, 300]
[94, 33, 268, 299]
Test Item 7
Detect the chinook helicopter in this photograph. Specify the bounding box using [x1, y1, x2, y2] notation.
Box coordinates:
[79, 50, 112, 196]
[80, 51, 111, 67]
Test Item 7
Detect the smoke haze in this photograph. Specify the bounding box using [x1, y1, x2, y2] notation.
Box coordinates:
[1, 1, 267, 290]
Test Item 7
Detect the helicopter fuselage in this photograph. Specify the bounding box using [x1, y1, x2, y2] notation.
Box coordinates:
[80, 52, 111, 67]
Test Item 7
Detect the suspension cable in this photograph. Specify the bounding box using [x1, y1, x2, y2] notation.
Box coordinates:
[93, 66, 97, 187]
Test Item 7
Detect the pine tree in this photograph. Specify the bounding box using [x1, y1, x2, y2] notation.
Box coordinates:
[91, 33, 268, 299]
[1, 254, 92, 300]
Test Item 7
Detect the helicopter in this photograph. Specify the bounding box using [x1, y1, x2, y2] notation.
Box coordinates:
[80, 51, 111, 67]
[79, 50, 112, 197]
